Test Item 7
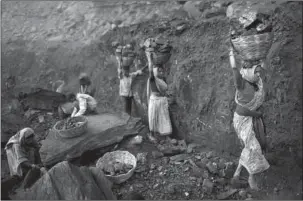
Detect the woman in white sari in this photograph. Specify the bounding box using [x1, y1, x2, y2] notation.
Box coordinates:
[3, 128, 47, 194]
[229, 47, 270, 190]
[145, 51, 172, 143]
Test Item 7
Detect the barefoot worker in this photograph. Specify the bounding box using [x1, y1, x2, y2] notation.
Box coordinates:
[116, 44, 146, 121]
[229, 46, 269, 190]
[4, 128, 47, 190]
[145, 49, 172, 144]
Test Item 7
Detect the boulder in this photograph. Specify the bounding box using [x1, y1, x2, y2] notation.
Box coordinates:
[40, 115, 145, 167]
[13, 161, 116, 200]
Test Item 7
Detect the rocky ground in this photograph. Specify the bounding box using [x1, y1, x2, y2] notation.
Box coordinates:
[1, 0, 302, 200]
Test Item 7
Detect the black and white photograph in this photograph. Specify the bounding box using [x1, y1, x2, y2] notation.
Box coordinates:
[1, 0, 302, 200]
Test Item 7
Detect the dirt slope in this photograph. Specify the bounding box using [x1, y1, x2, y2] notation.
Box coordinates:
[1, 1, 302, 198]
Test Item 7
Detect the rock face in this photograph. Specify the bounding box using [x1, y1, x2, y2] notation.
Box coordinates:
[1, 1, 302, 159]
[12, 161, 116, 200]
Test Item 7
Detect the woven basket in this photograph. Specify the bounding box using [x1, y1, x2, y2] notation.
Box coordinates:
[96, 151, 137, 184]
[53, 116, 88, 139]
[122, 56, 135, 67]
[152, 52, 171, 65]
[231, 32, 273, 61]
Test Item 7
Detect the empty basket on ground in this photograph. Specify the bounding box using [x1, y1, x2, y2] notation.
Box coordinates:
[53, 116, 88, 139]
[96, 151, 137, 184]
[152, 52, 171, 65]
[231, 32, 273, 61]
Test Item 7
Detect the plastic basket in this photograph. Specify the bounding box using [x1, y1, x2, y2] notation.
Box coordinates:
[96, 151, 137, 184]
[231, 32, 273, 61]
[53, 116, 88, 139]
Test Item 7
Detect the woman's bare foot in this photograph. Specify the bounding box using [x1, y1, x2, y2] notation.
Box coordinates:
[248, 174, 259, 191]
[147, 132, 158, 144]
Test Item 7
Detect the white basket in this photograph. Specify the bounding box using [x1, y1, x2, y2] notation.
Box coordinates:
[96, 151, 137, 184]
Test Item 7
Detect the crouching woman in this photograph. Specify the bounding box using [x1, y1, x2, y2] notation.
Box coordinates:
[4, 128, 47, 191]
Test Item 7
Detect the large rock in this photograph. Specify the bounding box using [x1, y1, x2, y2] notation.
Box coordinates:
[12, 161, 116, 200]
[39, 114, 145, 167]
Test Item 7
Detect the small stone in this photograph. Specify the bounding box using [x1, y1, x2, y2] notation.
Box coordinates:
[167, 183, 175, 194]
[162, 157, 170, 164]
[195, 155, 202, 160]
[137, 152, 148, 164]
[170, 154, 189, 162]
[185, 192, 189, 196]
[217, 188, 238, 200]
[150, 163, 156, 170]
[152, 151, 164, 159]
[158, 166, 163, 171]
[187, 146, 193, 153]
[178, 140, 187, 147]
[274, 187, 279, 192]
[153, 183, 159, 189]
[190, 176, 196, 181]
[191, 165, 203, 177]
[202, 170, 209, 179]
[197, 158, 209, 168]
[216, 178, 226, 186]
[159, 172, 164, 176]
[184, 167, 190, 172]
[202, 179, 214, 194]
[206, 162, 218, 174]
[206, 151, 214, 159]
[239, 190, 247, 198]
[38, 115, 45, 123]
[171, 139, 178, 145]
[129, 135, 143, 145]
[136, 183, 144, 188]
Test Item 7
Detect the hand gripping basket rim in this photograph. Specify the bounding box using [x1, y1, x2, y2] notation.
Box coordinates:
[53, 116, 88, 139]
[96, 150, 137, 184]
[231, 32, 273, 61]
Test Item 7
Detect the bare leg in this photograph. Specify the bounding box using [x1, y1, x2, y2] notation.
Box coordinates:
[248, 174, 259, 190]
[231, 162, 243, 188]
[233, 163, 243, 178]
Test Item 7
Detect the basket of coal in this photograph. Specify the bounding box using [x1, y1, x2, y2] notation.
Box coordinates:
[53, 116, 88, 139]
[96, 150, 137, 184]
[230, 11, 273, 61]
[144, 38, 172, 65]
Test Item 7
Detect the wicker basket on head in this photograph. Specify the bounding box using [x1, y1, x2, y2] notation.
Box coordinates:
[152, 52, 171, 65]
[231, 32, 273, 61]
[96, 151, 137, 184]
[53, 116, 88, 139]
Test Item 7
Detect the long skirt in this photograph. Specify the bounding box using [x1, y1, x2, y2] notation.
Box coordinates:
[148, 94, 172, 136]
[233, 112, 270, 175]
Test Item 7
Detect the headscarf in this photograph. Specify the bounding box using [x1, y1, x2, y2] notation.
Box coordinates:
[240, 64, 260, 83]
[5, 127, 34, 150]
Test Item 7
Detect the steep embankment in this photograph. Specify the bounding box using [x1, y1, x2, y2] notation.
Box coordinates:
[1, 0, 302, 162]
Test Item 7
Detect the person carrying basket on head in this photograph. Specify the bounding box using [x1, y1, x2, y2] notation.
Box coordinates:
[144, 38, 173, 144]
[229, 42, 270, 190]
[115, 43, 146, 122]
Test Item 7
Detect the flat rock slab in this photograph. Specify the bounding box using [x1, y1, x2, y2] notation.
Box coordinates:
[12, 161, 116, 200]
[40, 114, 145, 167]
